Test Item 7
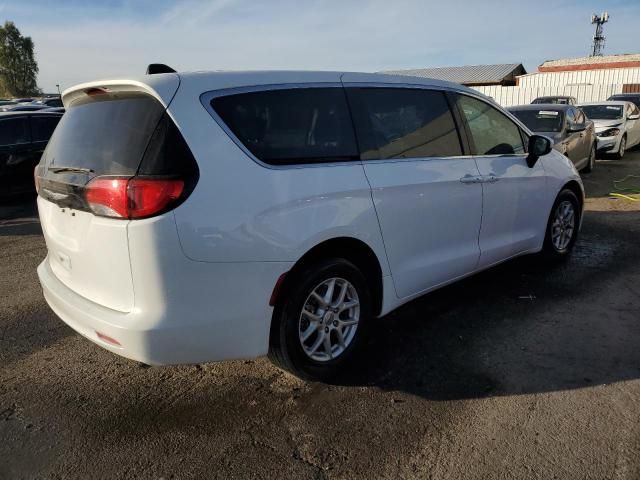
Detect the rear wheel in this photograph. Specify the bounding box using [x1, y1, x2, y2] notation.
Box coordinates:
[582, 143, 596, 173]
[542, 189, 580, 260]
[268, 258, 372, 381]
[614, 135, 627, 159]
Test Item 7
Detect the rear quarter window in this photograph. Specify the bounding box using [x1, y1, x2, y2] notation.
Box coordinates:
[211, 88, 358, 166]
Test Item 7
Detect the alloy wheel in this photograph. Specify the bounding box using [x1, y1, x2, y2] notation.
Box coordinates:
[551, 200, 576, 252]
[298, 277, 360, 362]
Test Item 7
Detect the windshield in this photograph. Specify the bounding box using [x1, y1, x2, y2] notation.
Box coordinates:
[509, 109, 564, 132]
[581, 105, 623, 120]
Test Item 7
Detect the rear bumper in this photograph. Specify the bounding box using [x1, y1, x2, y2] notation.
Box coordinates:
[39, 258, 151, 362]
[38, 256, 291, 365]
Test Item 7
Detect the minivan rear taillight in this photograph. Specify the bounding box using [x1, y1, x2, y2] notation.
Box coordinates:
[85, 177, 185, 219]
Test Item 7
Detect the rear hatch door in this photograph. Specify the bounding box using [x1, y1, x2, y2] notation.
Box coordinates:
[36, 76, 179, 312]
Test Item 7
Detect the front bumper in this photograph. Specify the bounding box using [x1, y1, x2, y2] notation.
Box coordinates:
[596, 134, 620, 153]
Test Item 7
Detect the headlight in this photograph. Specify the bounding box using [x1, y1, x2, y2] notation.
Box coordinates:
[598, 128, 621, 137]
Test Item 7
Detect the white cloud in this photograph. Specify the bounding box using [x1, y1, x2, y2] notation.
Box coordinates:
[7, 0, 640, 92]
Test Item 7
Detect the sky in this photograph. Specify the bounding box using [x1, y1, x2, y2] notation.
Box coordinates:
[1, 0, 639, 93]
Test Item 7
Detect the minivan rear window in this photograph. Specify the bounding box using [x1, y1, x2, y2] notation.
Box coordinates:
[41, 93, 165, 176]
[211, 88, 358, 165]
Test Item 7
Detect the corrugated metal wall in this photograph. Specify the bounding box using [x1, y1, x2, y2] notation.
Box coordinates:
[517, 68, 640, 87]
[471, 67, 640, 107]
[473, 84, 622, 107]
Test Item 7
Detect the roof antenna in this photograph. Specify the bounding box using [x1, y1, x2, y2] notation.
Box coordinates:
[146, 64, 176, 75]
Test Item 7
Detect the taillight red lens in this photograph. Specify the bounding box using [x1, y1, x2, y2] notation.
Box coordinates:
[128, 178, 184, 219]
[84, 176, 184, 219]
[85, 177, 129, 218]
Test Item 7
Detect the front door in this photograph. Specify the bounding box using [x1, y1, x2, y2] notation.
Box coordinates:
[346, 86, 483, 298]
[454, 94, 549, 268]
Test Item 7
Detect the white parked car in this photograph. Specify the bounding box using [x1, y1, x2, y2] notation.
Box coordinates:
[579, 101, 640, 158]
[36, 68, 584, 381]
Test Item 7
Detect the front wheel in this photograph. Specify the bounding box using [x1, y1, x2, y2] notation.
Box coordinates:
[614, 135, 627, 159]
[268, 258, 372, 381]
[542, 189, 581, 260]
[582, 143, 596, 173]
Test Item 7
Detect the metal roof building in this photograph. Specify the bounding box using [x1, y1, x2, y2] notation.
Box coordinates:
[382, 63, 527, 86]
[538, 53, 640, 72]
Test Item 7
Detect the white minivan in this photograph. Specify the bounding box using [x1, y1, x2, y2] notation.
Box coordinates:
[36, 68, 584, 380]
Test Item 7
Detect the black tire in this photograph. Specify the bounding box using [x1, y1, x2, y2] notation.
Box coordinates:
[268, 258, 372, 382]
[542, 189, 581, 261]
[614, 134, 627, 159]
[582, 143, 596, 173]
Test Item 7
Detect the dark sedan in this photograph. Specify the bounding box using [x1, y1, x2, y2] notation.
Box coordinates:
[607, 93, 640, 109]
[0, 111, 63, 198]
[507, 104, 597, 172]
[531, 96, 577, 106]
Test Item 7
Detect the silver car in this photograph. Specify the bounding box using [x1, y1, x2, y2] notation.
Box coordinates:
[579, 101, 640, 159]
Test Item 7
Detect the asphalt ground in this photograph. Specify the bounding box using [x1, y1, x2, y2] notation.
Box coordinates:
[1, 150, 640, 479]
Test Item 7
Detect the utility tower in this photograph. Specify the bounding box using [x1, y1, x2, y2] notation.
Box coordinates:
[590, 12, 609, 56]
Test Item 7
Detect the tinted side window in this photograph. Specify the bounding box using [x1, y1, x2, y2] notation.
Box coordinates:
[211, 88, 358, 165]
[32, 116, 61, 142]
[565, 108, 576, 125]
[0, 117, 29, 146]
[348, 88, 462, 160]
[457, 95, 525, 155]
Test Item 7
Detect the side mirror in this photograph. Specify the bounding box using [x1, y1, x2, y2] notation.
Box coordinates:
[527, 135, 552, 167]
[567, 123, 586, 133]
[628, 114, 640, 120]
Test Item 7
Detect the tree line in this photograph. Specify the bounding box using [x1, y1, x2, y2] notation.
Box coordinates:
[0, 21, 41, 97]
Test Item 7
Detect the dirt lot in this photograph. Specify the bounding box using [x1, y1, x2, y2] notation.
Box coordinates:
[1, 151, 640, 480]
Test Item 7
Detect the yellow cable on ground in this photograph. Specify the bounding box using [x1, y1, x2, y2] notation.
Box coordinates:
[609, 193, 640, 202]
[609, 174, 640, 201]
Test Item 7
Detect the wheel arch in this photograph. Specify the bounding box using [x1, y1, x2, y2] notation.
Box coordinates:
[561, 179, 584, 212]
[271, 237, 384, 318]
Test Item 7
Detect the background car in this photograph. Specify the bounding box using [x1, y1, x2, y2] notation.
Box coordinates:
[607, 93, 640, 109]
[33, 97, 63, 108]
[4, 104, 50, 112]
[579, 101, 640, 158]
[507, 104, 596, 172]
[531, 96, 577, 106]
[0, 111, 62, 198]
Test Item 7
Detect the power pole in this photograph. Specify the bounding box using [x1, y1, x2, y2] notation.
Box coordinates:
[590, 12, 609, 57]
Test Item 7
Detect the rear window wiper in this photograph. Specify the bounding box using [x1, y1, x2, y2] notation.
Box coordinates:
[48, 166, 95, 174]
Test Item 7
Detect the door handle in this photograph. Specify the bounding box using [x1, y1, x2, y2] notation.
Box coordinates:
[460, 175, 483, 184]
[460, 174, 499, 184]
[483, 174, 499, 183]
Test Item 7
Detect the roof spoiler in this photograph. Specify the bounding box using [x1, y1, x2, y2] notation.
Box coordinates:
[146, 63, 176, 75]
